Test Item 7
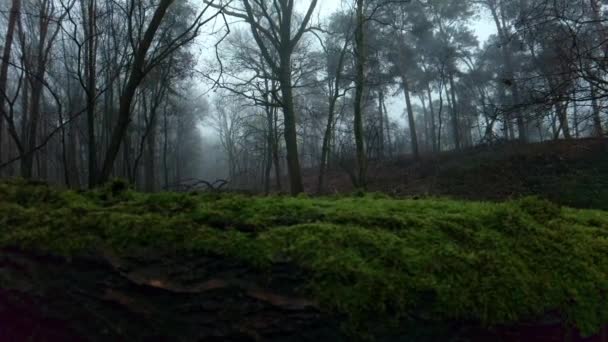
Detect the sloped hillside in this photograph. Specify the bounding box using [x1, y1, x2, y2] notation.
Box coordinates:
[316, 138, 608, 210]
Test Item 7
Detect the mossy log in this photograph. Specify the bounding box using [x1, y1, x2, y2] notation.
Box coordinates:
[2, 248, 607, 341]
[1, 179, 607, 340]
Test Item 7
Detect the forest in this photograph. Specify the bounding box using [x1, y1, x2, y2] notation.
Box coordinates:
[0, 0, 607, 340]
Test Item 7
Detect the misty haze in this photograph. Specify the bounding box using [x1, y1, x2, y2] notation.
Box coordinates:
[0, 0, 607, 341]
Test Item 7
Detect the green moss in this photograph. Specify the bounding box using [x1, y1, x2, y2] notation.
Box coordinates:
[1, 180, 607, 338]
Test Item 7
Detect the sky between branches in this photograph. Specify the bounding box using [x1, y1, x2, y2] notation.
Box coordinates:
[194, 0, 497, 132]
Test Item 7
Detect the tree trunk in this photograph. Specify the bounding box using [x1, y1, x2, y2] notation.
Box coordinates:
[123, 126, 132, 181]
[590, 83, 604, 137]
[144, 107, 158, 193]
[551, 111, 558, 139]
[511, 79, 526, 142]
[378, 90, 385, 158]
[22, 80, 44, 179]
[162, 107, 169, 189]
[84, 0, 99, 188]
[590, 0, 608, 57]
[67, 117, 81, 188]
[426, 85, 438, 152]
[2, 247, 605, 341]
[384, 100, 392, 157]
[318, 39, 347, 193]
[498, 82, 514, 140]
[353, 0, 367, 189]
[39, 107, 48, 180]
[0, 249, 328, 341]
[317, 94, 337, 194]
[572, 91, 579, 138]
[401, 74, 419, 160]
[448, 73, 460, 150]
[21, 0, 53, 179]
[419, 94, 430, 152]
[272, 107, 282, 191]
[0, 0, 21, 172]
[18, 78, 29, 165]
[318, 92, 338, 193]
[279, 55, 304, 195]
[555, 102, 571, 139]
[264, 103, 274, 195]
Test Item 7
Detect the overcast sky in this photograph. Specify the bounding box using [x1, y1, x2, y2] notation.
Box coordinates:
[198, 0, 496, 55]
[301, 0, 497, 41]
[196, 0, 498, 133]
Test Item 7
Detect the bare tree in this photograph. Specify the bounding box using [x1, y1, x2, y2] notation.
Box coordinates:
[317, 31, 351, 193]
[97, 0, 222, 185]
[205, 0, 319, 194]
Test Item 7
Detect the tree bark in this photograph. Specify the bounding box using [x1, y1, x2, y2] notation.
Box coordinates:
[448, 73, 460, 150]
[384, 100, 392, 157]
[272, 107, 282, 191]
[21, 0, 54, 179]
[317, 111, 333, 194]
[264, 109, 273, 195]
[590, 83, 603, 137]
[555, 102, 571, 139]
[353, 0, 367, 189]
[0, 249, 326, 341]
[263, 80, 275, 194]
[84, 0, 99, 188]
[278, 58, 304, 194]
[22, 77, 44, 179]
[419, 94, 430, 152]
[162, 106, 169, 189]
[590, 0, 608, 57]
[144, 101, 158, 192]
[572, 90, 579, 138]
[0, 0, 21, 172]
[401, 74, 419, 160]
[378, 90, 385, 158]
[67, 116, 81, 188]
[426, 85, 438, 152]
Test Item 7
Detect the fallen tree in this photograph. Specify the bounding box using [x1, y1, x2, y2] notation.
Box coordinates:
[0, 179, 607, 340]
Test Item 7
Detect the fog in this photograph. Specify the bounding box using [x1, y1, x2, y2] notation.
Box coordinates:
[0, 0, 606, 194]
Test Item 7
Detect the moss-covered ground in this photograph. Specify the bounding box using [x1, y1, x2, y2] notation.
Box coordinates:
[1, 179, 607, 338]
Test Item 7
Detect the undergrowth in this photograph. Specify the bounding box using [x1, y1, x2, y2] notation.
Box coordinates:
[0, 178, 607, 337]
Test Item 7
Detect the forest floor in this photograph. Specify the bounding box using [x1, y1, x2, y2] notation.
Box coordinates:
[309, 138, 608, 209]
[2, 139, 608, 340]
